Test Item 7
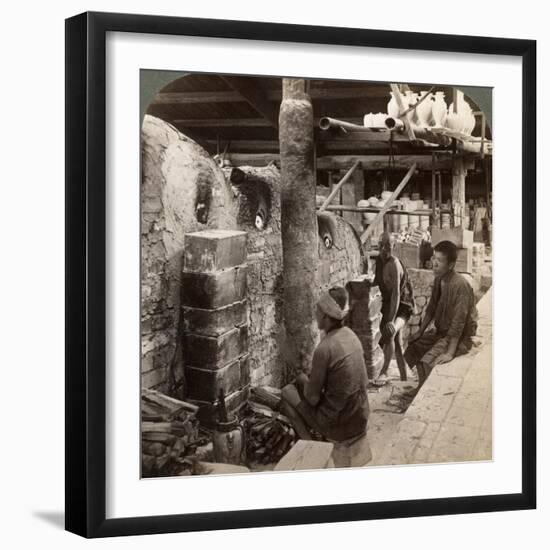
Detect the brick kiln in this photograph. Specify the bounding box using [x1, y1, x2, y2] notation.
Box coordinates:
[141, 115, 238, 398]
[141, 115, 383, 422]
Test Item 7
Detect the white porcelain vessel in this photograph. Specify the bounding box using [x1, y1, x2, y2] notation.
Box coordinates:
[368, 196, 379, 206]
[432, 91, 447, 127]
[375, 112, 386, 127]
[363, 113, 374, 127]
[387, 92, 400, 118]
[448, 90, 474, 133]
[463, 110, 476, 135]
[416, 91, 434, 126]
[445, 110, 462, 132]
[404, 91, 417, 124]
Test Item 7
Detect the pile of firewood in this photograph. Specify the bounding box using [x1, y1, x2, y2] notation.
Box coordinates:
[141, 388, 203, 477]
[243, 394, 297, 465]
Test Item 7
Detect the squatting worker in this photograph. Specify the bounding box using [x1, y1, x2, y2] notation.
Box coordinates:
[280, 287, 369, 442]
[404, 240, 478, 388]
[374, 232, 415, 383]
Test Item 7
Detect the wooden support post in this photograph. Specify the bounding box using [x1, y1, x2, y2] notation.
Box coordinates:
[319, 160, 361, 211]
[344, 165, 366, 232]
[484, 156, 491, 220]
[279, 78, 318, 374]
[313, 141, 318, 187]
[452, 156, 467, 228]
[473, 111, 487, 160]
[431, 153, 436, 212]
[431, 153, 438, 227]
[438, 171, 442, 221]
[360, 163, 417, 244]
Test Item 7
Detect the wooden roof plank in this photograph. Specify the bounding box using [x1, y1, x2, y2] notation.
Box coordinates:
[219, 76, 279, 129]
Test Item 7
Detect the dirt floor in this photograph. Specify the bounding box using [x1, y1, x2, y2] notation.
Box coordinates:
[366, 362, 418, 463]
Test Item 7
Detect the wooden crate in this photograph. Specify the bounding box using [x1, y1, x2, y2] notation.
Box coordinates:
[455, 247, 473, 274]
[432, 227, 473, 249]
[394, 242, 423, 269]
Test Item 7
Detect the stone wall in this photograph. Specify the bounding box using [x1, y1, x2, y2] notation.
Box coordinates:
[402, 268, 435, 345]
[141, 115, 238, 396]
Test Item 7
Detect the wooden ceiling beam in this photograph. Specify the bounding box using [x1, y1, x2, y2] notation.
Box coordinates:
[219, 76, 279, 128]
[316, 155, 451, 171]
[153, 90, 243, 104]
[226, 153, 281, 167]
[203, 139, 432, 152]
[307, 86, 389, 100]
[173, 117, 364, 128]
[204, 140, 280, 151]
[316, 129, 411, 142]
[225, 153, 454, 170]
[174, 118, 272, 127]
[153, 86, 404, 105]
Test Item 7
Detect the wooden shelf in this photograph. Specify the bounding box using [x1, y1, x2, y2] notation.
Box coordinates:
[319, 205, 451, 216]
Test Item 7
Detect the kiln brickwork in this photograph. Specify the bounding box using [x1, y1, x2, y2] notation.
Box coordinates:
[318, 213, 365, 291]
[230, 165, 285, 387]
[141, 115, 238, 396]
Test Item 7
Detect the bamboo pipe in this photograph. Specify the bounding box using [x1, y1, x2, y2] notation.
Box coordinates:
[318, 115, 405, 132]
[318, 117, 371, 132]
[383, 117, 405, 130]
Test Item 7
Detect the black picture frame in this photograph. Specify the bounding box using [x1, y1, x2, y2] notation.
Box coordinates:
[65, 11, 536, 538]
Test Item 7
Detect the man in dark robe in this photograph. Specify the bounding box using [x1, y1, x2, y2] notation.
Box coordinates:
[280, 287, 369, 443]
[405, 240, 478, 388]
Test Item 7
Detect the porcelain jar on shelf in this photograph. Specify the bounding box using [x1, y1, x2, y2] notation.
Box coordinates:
[363, 113, 374, 127]
[445, 109, 463, 132]
[404, 91, 417, 124]
[448, 90, 474, 133]
[387, 92, 400, 118]
[432, 91, 447, 128]
[462, 110, 476, 135]
[374, 112, 387, 127]
[416, 91, 434, 127]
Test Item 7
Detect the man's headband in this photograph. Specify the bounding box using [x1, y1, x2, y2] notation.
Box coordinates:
[317, 291, 349, 321]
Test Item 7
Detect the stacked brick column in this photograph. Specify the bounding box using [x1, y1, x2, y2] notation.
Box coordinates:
[347, 276, 384, 380]
[181, 230, 250, 423]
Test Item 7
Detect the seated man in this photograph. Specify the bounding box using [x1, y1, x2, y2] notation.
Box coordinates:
[374, 232, 415, 383]
[281, 287, 369, 443]
[405, 240, 478, 388]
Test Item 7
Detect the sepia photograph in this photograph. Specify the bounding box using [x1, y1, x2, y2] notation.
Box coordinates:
[140, 71, 493, 478]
